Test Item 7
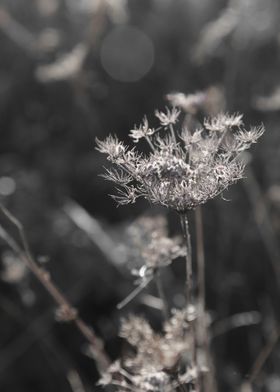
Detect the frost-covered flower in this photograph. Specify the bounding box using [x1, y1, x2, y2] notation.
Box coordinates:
[97, 104, 264, 212]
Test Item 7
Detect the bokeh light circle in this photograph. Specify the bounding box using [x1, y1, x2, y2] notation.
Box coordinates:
[100, 26, 154, 82]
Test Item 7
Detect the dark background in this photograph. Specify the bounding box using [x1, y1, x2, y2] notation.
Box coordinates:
[0, 0, 280, 391]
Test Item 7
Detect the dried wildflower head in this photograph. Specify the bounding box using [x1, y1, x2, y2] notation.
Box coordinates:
[116, 215, 186, 310]
[97, 101, 264, 212]
[100, 311, 197, 391]
[142, 235, 185, 270]
[127, 215, 185, 272]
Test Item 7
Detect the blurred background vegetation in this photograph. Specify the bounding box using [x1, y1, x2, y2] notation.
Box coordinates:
[0, 0, 280, 391]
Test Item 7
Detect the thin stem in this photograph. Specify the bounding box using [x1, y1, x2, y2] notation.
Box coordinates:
[155, 270, 169, 321]
[67, 369, 87, 392]
[195, 207, 217, 392]
[195, 207, 205, 313]
[169, 124, 177, 146]
[0, 204, 110, 373]
[145, 135, 155, 152]
[117, 276, 153, 309]
[180, 212, 193, 305]
[211, 311, 261, 339]
[0, 7, 37, 53]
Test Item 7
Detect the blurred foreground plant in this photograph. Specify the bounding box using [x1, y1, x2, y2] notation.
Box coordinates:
[0, 204, 110, 373]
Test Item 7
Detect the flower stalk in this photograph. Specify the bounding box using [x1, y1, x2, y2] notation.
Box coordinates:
[180, 212, 193, 306]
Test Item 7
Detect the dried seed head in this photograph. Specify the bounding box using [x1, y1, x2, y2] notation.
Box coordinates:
[97, 98, 264, 211]
[127, 215, 185, 272]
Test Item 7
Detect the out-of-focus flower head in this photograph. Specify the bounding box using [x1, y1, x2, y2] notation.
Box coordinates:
[99, 309, 198, 391]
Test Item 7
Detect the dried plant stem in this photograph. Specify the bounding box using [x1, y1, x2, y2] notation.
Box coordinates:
[155, 270, 169, 320]
[116, 276, 153, 309]
[180, 212, 193, 305]
[145, 136, 155, 152]
[67, 369, 87, 392]
[169, 124, 177, 145]
[195, 207, 217, 392]
[195, 207, 205, 313]
[0, 204, 110, 373]
[179, 213, 198, 391]
[195, 206, 207, 391]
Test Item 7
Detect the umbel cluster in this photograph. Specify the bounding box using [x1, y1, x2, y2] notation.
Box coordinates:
[97, 106, 264, 212]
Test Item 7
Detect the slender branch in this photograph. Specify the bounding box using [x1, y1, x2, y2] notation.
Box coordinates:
[0, 204, 110, 373]
[180, 212, 193, 305]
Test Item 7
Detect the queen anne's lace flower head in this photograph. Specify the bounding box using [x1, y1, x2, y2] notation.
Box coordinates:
[96, 101, 264, 212]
